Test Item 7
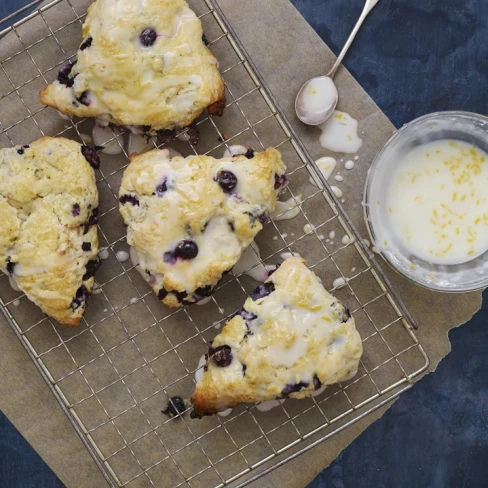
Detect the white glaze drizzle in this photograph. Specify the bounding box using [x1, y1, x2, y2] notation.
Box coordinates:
[8, 276, 21, 292]
[223, 145, 248, 158]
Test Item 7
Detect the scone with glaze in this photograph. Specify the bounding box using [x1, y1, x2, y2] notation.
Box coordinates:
[39, 0, 225, 134]
[119, 147, 287, 307]
[191, 257, 363, 417]
[0, 137, 100, 326]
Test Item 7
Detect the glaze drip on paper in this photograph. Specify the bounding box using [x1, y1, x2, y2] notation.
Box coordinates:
[319, 111, 362, 154]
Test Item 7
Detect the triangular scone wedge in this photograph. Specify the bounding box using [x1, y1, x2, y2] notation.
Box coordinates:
[191, 257, 363, 417]
[39, 0, 225, 132]
[119, 147, 287, 307]
[0, 137, 100, 326]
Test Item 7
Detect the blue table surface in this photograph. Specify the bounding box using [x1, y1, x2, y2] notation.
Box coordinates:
[1, 1, 488, 487]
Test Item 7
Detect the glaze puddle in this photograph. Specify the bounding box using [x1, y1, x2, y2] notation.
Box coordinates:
[319, 111, 362, 154]
[271, 195, 302, 221]
[332, 277, 347, 289]
[128, 133, 154, 156]
[256, 399, 286, 412]
[196, 296, 212, 306]
[99, 248, 110, 260]
[309, 156, 336, 187]
[116, 251, 129, 262]
[92, 125, 124, 155]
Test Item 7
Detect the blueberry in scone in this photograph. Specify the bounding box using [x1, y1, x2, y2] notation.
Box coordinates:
[39, 0, 226, 135]
[191, 257, 363, 417]
[118, 147, 287, 308]
[0, 137, 100, 326]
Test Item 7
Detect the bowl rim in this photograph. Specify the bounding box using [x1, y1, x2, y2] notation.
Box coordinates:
[363, 110, 488, 293]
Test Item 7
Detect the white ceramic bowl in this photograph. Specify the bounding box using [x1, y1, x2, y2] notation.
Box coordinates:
[364, 111, 488, 292]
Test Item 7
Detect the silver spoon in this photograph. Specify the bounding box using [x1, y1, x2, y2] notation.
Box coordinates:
[295, 0, 379, 126]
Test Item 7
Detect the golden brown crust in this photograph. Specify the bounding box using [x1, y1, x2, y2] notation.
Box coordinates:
[191, 257, 363, 416]
[207, 94, 227, 117]
[40, 0, 225, 132]
[0, 137, 100, 326]
[119, 147, 287, 308]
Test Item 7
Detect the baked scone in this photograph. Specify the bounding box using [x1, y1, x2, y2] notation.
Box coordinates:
[191, 257, 363, 417]
[0, 137, 100, 326]
[39, 0, 226, 134]
[119, 147, 287, 307]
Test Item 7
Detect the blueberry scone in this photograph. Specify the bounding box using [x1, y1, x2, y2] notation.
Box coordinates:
[191, 257, 363, 417]
[39, 0, 225, 134]
[119, 147, 287, 307]
[0, 137, 100, 326]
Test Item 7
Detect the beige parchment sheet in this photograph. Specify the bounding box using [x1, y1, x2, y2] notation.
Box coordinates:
[0, 1, 481, 487]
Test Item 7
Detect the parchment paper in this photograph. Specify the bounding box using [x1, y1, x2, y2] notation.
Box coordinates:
[0, 1, 481, 487]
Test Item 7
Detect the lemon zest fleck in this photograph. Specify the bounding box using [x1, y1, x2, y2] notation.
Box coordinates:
[441, 243, 453, 254]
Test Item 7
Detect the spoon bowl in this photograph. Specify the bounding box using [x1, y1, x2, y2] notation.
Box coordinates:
[295, 76, 338, 126]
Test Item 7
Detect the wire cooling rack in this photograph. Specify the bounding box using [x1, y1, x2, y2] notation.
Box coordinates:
[0, 1, 430, 486]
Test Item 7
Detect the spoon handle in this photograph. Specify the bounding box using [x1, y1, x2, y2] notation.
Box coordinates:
[327, 0, 379, 79]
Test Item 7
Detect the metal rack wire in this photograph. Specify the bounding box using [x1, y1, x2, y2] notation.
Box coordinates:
[0, 1, 429, 487]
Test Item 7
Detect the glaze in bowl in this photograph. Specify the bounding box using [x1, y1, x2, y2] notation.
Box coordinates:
[364, 111, 488, 292]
